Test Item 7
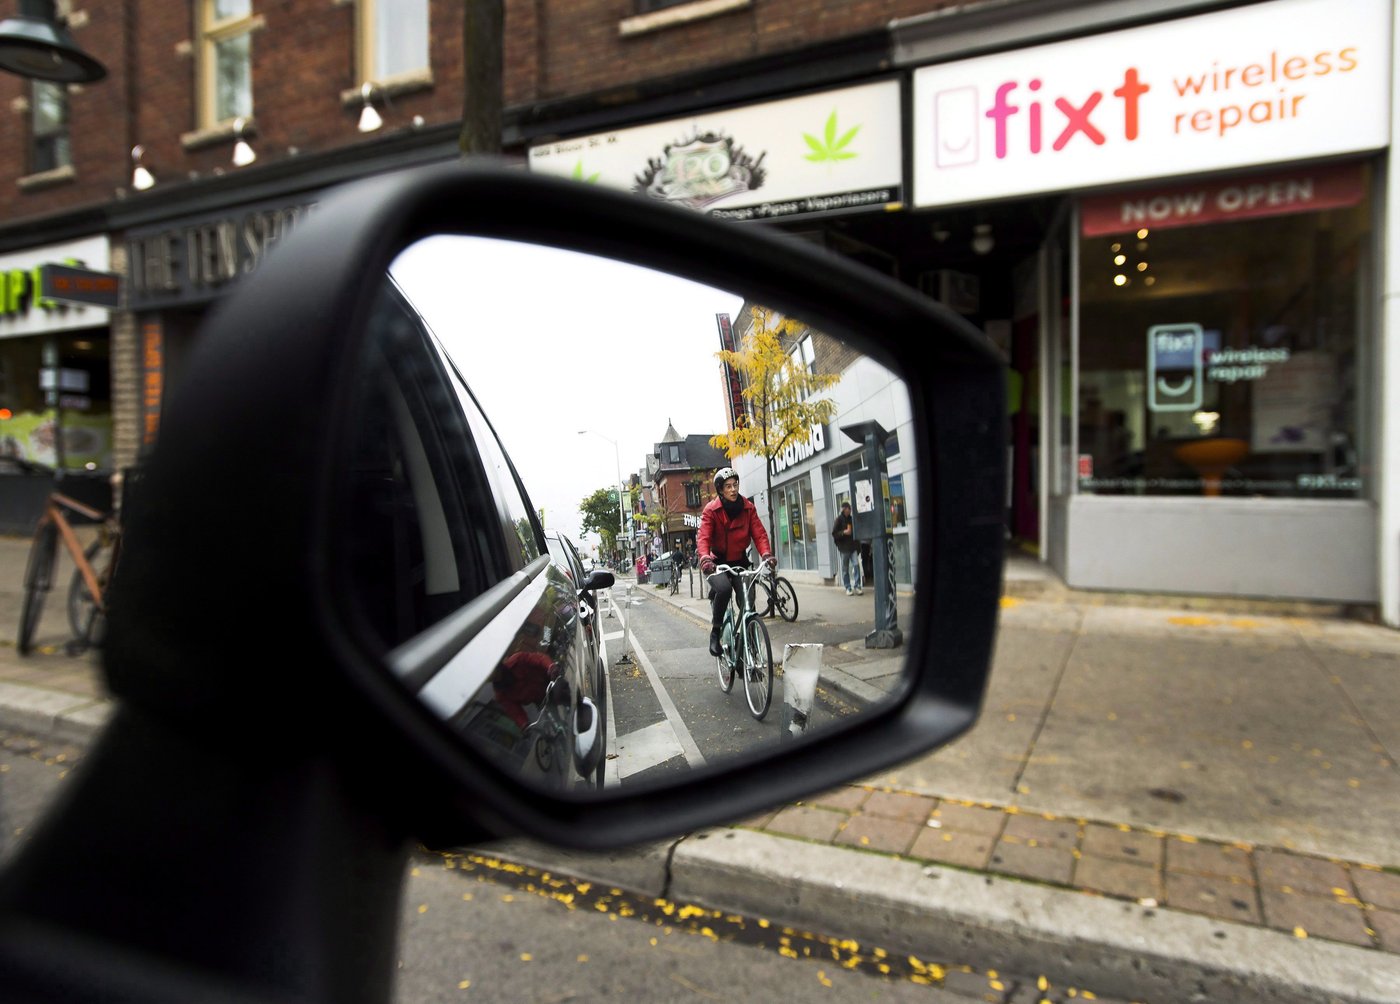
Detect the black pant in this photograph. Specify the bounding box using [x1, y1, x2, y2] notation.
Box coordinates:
[708, 562, 748, 632]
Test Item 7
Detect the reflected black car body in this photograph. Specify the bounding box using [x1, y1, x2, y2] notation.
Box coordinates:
[544, 528, 614, 786]
[344, 279, 607, 791]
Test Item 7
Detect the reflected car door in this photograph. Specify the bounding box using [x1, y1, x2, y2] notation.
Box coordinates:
[347, 278, 601, 791]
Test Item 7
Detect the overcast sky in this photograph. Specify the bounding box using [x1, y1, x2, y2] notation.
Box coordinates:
[391, 236, 746, 555]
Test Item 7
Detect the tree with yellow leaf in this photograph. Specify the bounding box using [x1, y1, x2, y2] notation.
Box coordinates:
[710, 305, 839, 535]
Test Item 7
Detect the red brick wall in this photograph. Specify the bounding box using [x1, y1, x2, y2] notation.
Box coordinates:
[0, 0, 976, 227]
[535, 0, 961, 98]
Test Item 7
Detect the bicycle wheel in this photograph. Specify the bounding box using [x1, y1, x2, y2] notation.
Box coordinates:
[742, 615, 773, 720]
[68, 538, 113, 649]
[748, 576, 774, 617]
[18, 521, 58, 656]
[715, 610, 735, 693]
[769, 576, 799, 622]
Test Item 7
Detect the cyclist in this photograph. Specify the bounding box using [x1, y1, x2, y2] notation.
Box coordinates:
[697, 467, 775, 656]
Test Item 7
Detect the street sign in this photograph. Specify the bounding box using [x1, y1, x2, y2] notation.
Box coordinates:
[40, 263, 121, 308]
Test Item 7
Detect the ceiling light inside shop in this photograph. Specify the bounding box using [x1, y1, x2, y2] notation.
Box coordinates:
[1145, 276, 1156, 286]
[1192, 411, 1220, 434]
[971, 223, 995, 255]
[1137, 229, 1149, 239]
[1111, 243, 1122, 252]
[1114, 254, 1126, 265]
[1114, 274, 1128, 286]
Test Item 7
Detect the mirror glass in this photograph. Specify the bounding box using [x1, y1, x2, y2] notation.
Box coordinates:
[343, 234, 916, 797]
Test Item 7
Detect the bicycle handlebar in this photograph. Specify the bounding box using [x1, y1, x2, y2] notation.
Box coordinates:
[710, 563, 766, 579]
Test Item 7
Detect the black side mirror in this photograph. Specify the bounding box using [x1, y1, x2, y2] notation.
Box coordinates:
[101, 160, 1005, 849]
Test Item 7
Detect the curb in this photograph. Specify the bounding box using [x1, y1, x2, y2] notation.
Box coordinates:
[479, 828, 1400, 1004]
[0, 680, 111, 746]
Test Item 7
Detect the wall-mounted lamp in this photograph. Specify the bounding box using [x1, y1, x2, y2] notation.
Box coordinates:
[971, 223, 995, 256]
[0, 0, 106, 83]
[232, 117, 256, 166]
[130, 144, 154, 190]
[357, 82, 383, 132]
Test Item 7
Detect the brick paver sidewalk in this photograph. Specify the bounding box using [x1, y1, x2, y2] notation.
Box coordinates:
[742, 784, 1400, 955]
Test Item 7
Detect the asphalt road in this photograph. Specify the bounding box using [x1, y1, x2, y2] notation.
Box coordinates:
[0, 727, 1116, 1003]
[600, 583, 858, 787]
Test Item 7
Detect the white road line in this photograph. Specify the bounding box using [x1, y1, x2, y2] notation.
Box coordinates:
[613, 720, 685, 780]
[601, 589, 705, 779]
[631, 641, 705, 769]
[604, 650, 620, 789]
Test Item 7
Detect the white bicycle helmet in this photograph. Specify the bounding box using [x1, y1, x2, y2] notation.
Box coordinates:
[713, 467, 738, 491]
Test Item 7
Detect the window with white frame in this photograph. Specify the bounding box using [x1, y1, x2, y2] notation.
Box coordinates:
[786, 334, 816, 400]
[30, 81, 70, 174]
[359, 0, 430, 84]
[197, 0, 255, 128]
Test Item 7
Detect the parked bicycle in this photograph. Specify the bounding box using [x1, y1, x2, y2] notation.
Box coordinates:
[750, 564, 799, 623]
[669, 556, 682, 596]
[709, 563, 774, 720]
[18, 479, 122, 656]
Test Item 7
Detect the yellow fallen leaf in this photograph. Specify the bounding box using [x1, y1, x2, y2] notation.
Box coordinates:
[1293, 927, 1308, 939]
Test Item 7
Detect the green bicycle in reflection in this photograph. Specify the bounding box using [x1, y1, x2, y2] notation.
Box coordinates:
[709, 563, 774, 720]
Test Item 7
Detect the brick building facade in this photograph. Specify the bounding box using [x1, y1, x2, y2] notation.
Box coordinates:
[4, 0, 1391, 619]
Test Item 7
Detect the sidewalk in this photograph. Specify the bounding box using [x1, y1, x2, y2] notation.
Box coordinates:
[2, 537, 1398, 1002]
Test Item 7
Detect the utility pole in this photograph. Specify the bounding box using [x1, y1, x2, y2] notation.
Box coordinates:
[459, 0, 503, 156]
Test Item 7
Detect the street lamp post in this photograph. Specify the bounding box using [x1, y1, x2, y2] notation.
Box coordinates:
[578, 429, 626, 560]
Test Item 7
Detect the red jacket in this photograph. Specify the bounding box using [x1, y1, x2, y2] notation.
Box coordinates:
[697, 494, 773, 565]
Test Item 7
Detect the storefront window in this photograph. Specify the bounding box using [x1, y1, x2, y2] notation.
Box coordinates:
[31, 81, 70, 175]
[772, 477, 817, 571]
[1076, 163, 1370, 499]
[888, 474, 906, 528]
[0, 333, 112, 472]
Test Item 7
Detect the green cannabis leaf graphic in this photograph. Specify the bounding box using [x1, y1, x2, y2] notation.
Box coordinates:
[571, 160, 601, 183]
[803, 111, 860, 163]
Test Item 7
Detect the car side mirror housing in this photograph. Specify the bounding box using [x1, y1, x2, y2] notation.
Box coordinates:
[102, 160, 1006, 850]
[581, 569, 615, 593]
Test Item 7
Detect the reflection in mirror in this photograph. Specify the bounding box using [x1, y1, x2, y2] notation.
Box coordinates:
[343, 235, 916, 798]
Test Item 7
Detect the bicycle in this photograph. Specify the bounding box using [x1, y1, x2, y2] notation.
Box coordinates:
[669, 557, 682, 596]
[18, 488, 122, 656]
[709, 563, 775, 720]
[750, 564, 799, 623]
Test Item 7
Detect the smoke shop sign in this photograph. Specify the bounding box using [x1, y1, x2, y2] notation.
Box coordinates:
[126, 195, 320, 308]
[528, 80, 902, 222]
